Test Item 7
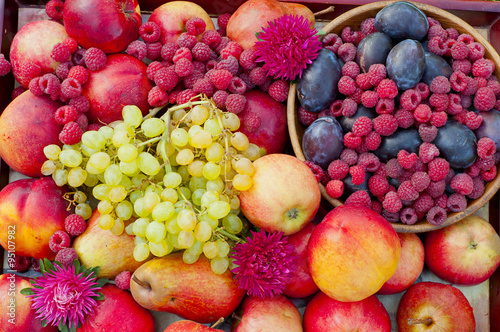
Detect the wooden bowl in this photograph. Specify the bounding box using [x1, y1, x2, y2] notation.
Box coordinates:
[287, 1, 500, 233]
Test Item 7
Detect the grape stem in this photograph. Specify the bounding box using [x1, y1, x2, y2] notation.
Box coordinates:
[143, 106, 166, 120]
[217, 228, 243, 243]
[159, 109, 173, 174]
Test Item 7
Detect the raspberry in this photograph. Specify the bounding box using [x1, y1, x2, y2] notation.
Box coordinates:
[217, 55, 239, 76]
[8, 254, 31, 272]
[341, 61, 361, 79]
[360, 90, 379, 108]
[368, 64, 387, 86]
[397, 180, 419, 201]
[217, 13, 231, 30]
[474, 86, 496, 111]
[445, 168, 456, 185]
[193, 77, 214, 97]
[188, 43, 210, 63]
[239, 49, 258, 71]
[325, 180, 344, 199]
[87, 123, 102, 131]
[345, 190, 371, 208]
[39, 73, 61, 100]
[430, 111, 447, 127]
[64, 214, 87, 237]
[213, 90, 229, 109]
[54, 248, 78, 266]
[450, 173, 474, 196]
[59, 121, 83, 145]
[221, 41, 243, 60]
[69, 95, 90, 113]
[29, 77, 43, 96]
[51, 42, 71, 63]
[211, 69, 233, 90]
[412, 193, 434, 214]
[174, 58, 194, 77]
[393, 109, 413, 129]
[296, 106, 317, 126]
[427, 206, 447, 225]
[225, 94, 246, 114]
[397, 151, 417, 170]
[350, 88, 363, 104]
[428, 158, 450, 181]
[146, 42, 162, 60]
[337, 43, 357, 62]
[238, 73, 254, 92]
[213, 35, 230, 53]
[176, 89, 198, 104]
[242, 112, 261, 133]
[55, 105, 78, 125]
[259, 77, 274, 93]
[358, 153, 379, 172]
[62, 38, 78, 54]
[67, 66, 88, 86]
[428, 37, 447, 56]
[146, 61, 164, 81]
[369, 201, 383, 214]
[383, 191, 403, 213]
[125, 40, 146, 60]
[355, 73, 372, 90]
[426, 180, 447, 198]
[83, 48, 106, 71]
[429, 76, 451, 94]
[400, 89, 421, 110]
[339, 99, 355, 117]
[168, 89, 181, 104]
[475, 157, 496, 171]
[383, 158, 402, 179]
[376, 79, 398, 99]
[451, 60, 472, 77]
[340, 149, 358, 166]
[477, 137, 496, 160]
[249, 67, 267, 86]
[302, 161, 324, 183]
[115, 271, 132, 290]
[338, 76, 357, 96]
[148, 86, 169, 107]
[481, 165, 497, 182]
[156, 67, 180, 91]
[427, 25, 447, 41]
[373, 114, 398, 136]
[173, 47, 193, 63]
[434, 194, 448, 209]
[365, 131, 381, 151]
[322, 33, 343, 54]
[447, 193, 467, 212]
[160, 43, 179, 63]
[418, 142, 439, 164]
[468, 177, 485, 199]
[398, 207, 417, 225]
[381, 209, 400, 223]
[192, 60, 205, 73]
[465, 111, 483, 130]
[183, 71, 204, 89]
[55, 61, 72, 80]
[466, 163, 481, 178]
[417, 124, 437, 143]
[176, 33, 197, 50]
[413, 82, 430, 100]
[368, 174, 389, 196]
[450, 71, 468, 93]
[202, 30, 222, 49]
[326, 159, 348, 180]
[445, 27, 459, 40]
[49, 230, 71, 253]
[472, 58, 494, 78]
[340, 26, 360, 44]
[412, 104, 431, 124]
[429, 93, 449, 111]
[138, 21, 161, 43]
[487, 78, 500, 95]
[268, 80, 289, 103]
[186, 17, 206, 36]
[450, 41, 469, 60]
[356, 141, 369, 154]
[75, 113, 88, 131]
[18, 62, 42, 87]
[374, 98, 394, 115]
[11, 86, 27, 100]
[349, 165, 365, 185]
[60, 78, 81, 100]
[45, 0, 64, 20]
[352, 116, 373, 137]
[447, 93, 463, 115]
[359, 17, 376, 36]
[410, 171, 430, 192]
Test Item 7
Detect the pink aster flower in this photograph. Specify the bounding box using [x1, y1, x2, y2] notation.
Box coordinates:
[254, 14, 322, 81]
[231, 229, 296, 298]
[25, 261, 104, 331]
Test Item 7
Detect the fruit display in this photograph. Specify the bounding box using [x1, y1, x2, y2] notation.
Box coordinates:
[0, 0, 499, 331]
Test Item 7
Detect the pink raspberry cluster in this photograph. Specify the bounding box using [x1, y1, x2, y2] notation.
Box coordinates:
[301, 17, 500, 226]
[47, 213, 87, 265]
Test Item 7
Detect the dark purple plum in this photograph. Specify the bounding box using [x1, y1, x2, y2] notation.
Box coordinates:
[387, 39, 426, 90]
[297, 48, 342, 113]
[302, 116, 344, 169]
[339, 105, 377, 133]
[421, 53, 453, 86]
[374, 127, 422, 163]
[374, 1, 429, 41]
[475, 109, 500, 151]
[356, 32, 394, 73]
[434, 120, 477, 169]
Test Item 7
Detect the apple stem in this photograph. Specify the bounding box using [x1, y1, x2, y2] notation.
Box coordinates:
[131, 274, 151, 290]
[408, 318, 433, 326]
[211, 317, 225, 329]
[314, 6, 335, 17]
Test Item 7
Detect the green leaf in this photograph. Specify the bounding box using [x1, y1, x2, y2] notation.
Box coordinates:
[96, 278, 108, 288]
[58, 319, 64, 330]
[73, 259, 81, 271]
[20, 288, 34, 296]
[78, 265, 86, 274]
[54, 261, 63, 268]
[255, 32, 262, 41]
[92, 266, 101, 276]
[61, 324, 68, 332]
[70, 324, 76, 332]
[29, 279, 37, 285]
[315, 29, 327, 36]
[94, 293, 105, 301]
[41, 319, 48, 327]
[44, 259, 55, 272]
[39, 260, 46, 274]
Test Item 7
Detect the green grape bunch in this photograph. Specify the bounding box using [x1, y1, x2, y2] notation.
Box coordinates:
[41, 96, 263, 275]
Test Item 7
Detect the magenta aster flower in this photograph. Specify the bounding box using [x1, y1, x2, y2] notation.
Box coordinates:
[22, 260, 105, 331]
[231, 229, 296, 298]
[254, 14, 322, 81]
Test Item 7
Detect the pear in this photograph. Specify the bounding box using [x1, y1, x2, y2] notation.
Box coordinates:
[72, 210, 147, 278]
[130, 252, 245, 324]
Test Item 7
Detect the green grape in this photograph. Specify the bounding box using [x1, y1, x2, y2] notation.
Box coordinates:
[112, 129, 131, 147]
[160, 188, 178, 203]
[67, 167, 87, 187]
[222, 113, 240, 131]
[188, 125, 202, 138]
[133, 218, 150, 237]
[177, 165, 190, 183]
[211, 256, 229, 275]
[88, 152, 111, 171]
[163, 172, 182, 189]
[172, 109, 187, 122]
[222, 214, 243, 234]
[117, 143, 139, 163]
[142, 118, 165, 137]
[188, 240, 204, 256]
[177, 186, 191, 201]
[203, 118, 221, 136]
[205, 142, 224, 163]
[134, 235, 147, 246]
[52, 168, 68, 186]
[242, 143, 262, 161]
[188, 176, 207, 192]
[116, 200, 133, 220]
[97, 199, 114, 215]
[182, 250, 199, 264]
[131, 174, 148, 188]
[75, 203, 92, 220]
[208, 201, 231, 219]
[206, 177, 224, 194]
[194, 221, 212, 242]
[93, 184, 111, 201]
[191, 189, 206, 206]
[82, 131, 106, 150]
[190, 105, 210, 125]
[125, 222, 135, 236]
[229, 196, 240, 211]
[176, 209, 196, 232]
[99, 214, 115, 230]
[59, 149, 83, 168]
[190, 129, 212, 149]
[176, 149, 194, 166]
[233, 174, 253, 191]
[203, 162, 221, 181]
[166, 216, 181, 234]
[177, 230, 195, 248]
[122, 105, 143, 128]
[41, 160, 56, 176]
[119, 160, 139, 176]
[104, 164, 123, 186]
[74, 191, 87, 204]
[234, 157, 254, 175]
[143, 191, 160, 212]
[201, 190, 219, 208]
[98, 125, 114, 141]
[199, 213, 218, 229]
[187, 159, 205, 178]
[203, 241, 219, 259]
[152, 201, 175, 222]
[129, 190, 144, 204]
[120, 175, 133, 188]
[149, 240, 173, 257]
[81, 144, 99, 157]
[216, 239, 231, 257]
[43, 144, 61, 160]
[137, 152, 161, 176]
[133, 243, 150, 262]
[110, 217, 125, 236]
[167, 232, 181, 249]
[146, 221, 167, 243]
[170, 128, 189, 147]
[84, 173, 99, 187]
[230, 132, 250, 151]
[109, 185, 127, 203]
[134, 197, 150, 218]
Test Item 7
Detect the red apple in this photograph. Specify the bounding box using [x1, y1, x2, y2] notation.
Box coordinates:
[397, 281, 475, 331]
[77, 284, 155, 332]
[0, 91, 62, 177]
[63, 0, 141, 54]
[82, 53, 154, 124]
[0, 274, 57, 332]
[308, 204, 401, 302]
[164, 320, 224, 332]
[0, 177, 71, 260]
[424, 214, 500, 285]
[283, 222, 319, 298]
[303, 292, 391, 331]
[378, 232, 425, 295]
[239, 153, 321, 235]
[148, 1, 215, 44]
[232, 295, 303, 332]
[237, 89, 288, 155]
[9, 20, 69, 87]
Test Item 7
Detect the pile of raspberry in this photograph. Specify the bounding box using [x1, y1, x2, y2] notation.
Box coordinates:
[301, 17, 500, 226]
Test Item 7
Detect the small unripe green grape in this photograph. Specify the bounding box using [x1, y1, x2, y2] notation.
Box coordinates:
[177, 186, 191, 201]
[80, 144, 99, 158]
[141, 118, 165, 137]
[205, 142, 224, 163]
[74, 191, 87, 204]
[98, 125, 114, 141]
[170, 128, 189, 147]
[163, 172, 183, 189]
[110, 217, 125, 236]
[117, 143, 139, 163]
[43, 144, 61, 160]
[149, 240, 173, 257]
[222, 214, 243, 234]
[134, 235, 147, 246]
[203, 241, 219, 259]
[146, 221, 167, 243]
[109, 185, 127, 203]
[120, 175, 133, 188]
[82, 130, 106, 150]
[137, 152, 161, 176]
[129, 190, 144, 204]
[93, 184, 111, 201]
[104, 164, 123, 186]
[97, 199, 114, 215]
[177, 230, 195, 249]
[133, 243, 150, 262]
[84, 173, 99, 187]
[152, 201, 175, 222]
[216, 240, 231, 257]
[188, 240, 204, 256]
[242, 143, 262, 161]
[177, 165, 190, 183]
[206, 177, 224, 194]
[134, 197, 150, 218]
[75, 203, 92, 220]
[116, 200, 133, 220]
[131, 174, 148, 188]
[182, 250, 199, 265]
[167, 232, 181, 249]
[211, 256, 229, 275]
[119, 160, 139, 175]
[67, 167, 87, 187]
[166, 216, 181, 234]
[208, 201, 231, 219]
[199, 213, 219, 229]
[122, 105, 143, 128]
[203, 161, 221, 181]
[133, 218, 150, 237]
[172, 109, 187, 122]
[203, 118, 221, 136]
[191, 189, 206, 206]
[99, 214, 115, 230]
[59, 149, 83, 168]
[125, 222, 135, 236]
[189, 176, 207, 192]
